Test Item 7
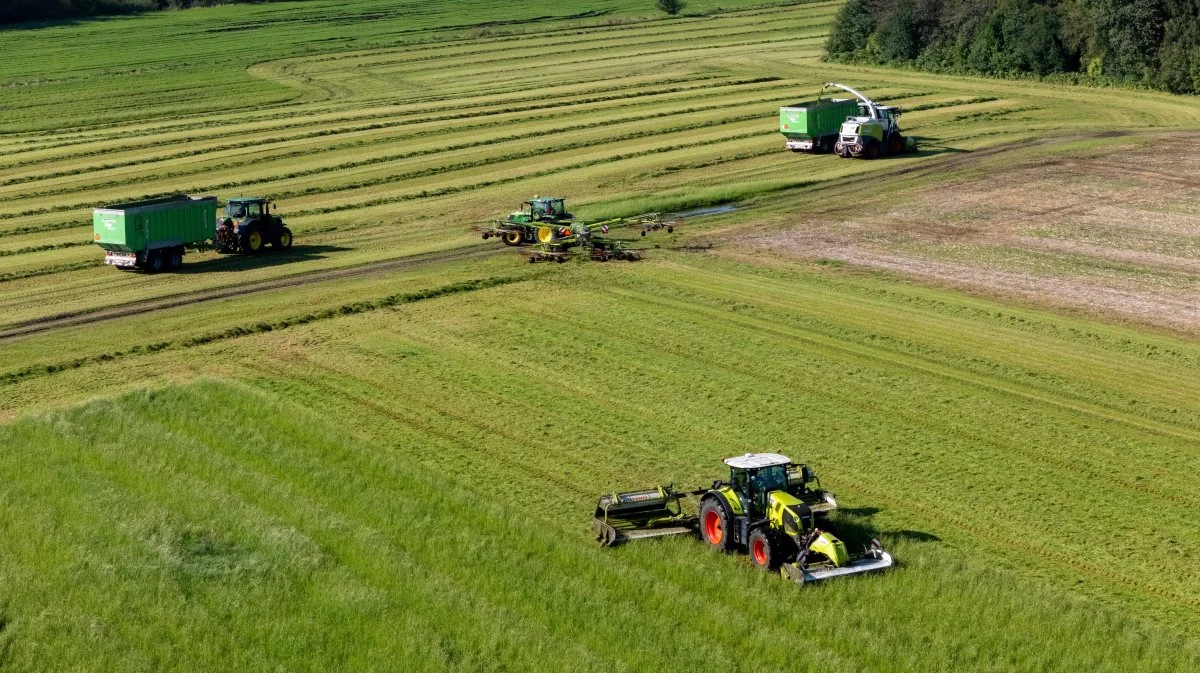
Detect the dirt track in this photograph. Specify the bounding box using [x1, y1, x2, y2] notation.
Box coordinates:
[0, 244, 499, 343]
[752, 132, 1200, 334]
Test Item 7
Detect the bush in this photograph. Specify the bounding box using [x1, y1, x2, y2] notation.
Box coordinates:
[656, 0, 687, 15]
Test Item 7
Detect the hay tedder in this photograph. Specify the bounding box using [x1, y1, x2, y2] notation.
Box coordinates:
[594, 453, 893, 584]
[477, 196, 678, 262]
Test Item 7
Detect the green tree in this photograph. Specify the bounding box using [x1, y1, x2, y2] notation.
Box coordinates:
[826, 0, 876, 56]
[656, 0, 686, 15]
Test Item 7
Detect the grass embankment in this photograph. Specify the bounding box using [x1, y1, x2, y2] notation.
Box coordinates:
[3, 256, 1200, 671]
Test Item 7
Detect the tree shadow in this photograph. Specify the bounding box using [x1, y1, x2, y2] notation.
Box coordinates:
[174, 244, 350, 275]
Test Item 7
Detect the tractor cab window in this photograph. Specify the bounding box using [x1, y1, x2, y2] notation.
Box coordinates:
[226, 203, 247, 219]
[548, 200, 564, 216]
[730, 469, 749, 496]
[246, 202, 263, 217]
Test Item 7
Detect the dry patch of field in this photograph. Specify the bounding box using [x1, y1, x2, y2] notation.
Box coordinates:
[752, 134, 1200, 332]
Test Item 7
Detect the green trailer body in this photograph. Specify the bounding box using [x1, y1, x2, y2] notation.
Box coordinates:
[93, 195, 217, 270]
[779, 98, 858, 152]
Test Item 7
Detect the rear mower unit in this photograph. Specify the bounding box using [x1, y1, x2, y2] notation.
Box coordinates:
[594, 453, 893, 584]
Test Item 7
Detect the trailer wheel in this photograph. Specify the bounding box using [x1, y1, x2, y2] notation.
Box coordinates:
[166, 248, 183, 271]
[748, 527, 780, 571]
[700, 498, 735, 552]
[145, 251, 164, 274]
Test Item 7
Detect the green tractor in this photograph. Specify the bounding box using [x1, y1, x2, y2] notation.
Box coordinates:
[215, 197, 294, 255]
[480, 196, 574, 246]
[824, 82, 918, 160]
[593, 453, 893, 584]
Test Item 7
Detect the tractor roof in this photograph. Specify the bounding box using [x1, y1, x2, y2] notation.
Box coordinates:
[723, 453, 791, 469]
[227, 197, 267, 203]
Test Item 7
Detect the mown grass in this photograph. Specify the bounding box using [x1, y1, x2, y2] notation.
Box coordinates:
[3, 255, 1200, 670]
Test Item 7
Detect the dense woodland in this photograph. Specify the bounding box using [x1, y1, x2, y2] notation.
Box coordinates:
[828, 0, 1200, 94]
[0, 0, 286, 24]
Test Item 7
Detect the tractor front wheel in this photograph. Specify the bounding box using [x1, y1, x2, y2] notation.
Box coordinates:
[242, 228, 265, 254]
[887, 133, 904, 155]
[748, 527, 780, 571]
[863, 140, 880, 160]
[275, 227, 294, 249]
[700, 498, 735, 552]
[502, 230, 523, 246]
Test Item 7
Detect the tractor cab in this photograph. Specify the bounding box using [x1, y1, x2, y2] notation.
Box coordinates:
[223, 197, 272, 226]
[507, 196, 573, 224]
[727, 453, 789, 514]
[723, 453, 833, 517]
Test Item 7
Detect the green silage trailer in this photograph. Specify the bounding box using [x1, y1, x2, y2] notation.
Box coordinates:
[779, 97, 859, 153]
[93, 195, 217, 272]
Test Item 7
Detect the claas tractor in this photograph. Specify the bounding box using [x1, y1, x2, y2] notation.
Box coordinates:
[593, 453, 893, 584]
[824, 82, 918, 160]
[215, 197, 294, 255]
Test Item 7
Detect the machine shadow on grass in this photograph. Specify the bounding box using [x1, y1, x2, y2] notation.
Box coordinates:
[176, 244, 350, 275]
[827, 507, 941, 552]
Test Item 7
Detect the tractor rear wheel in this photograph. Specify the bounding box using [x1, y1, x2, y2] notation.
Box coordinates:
[748, 527, 780, 571]
[700, 498, 735, 552]
[502, 230, 523, 246]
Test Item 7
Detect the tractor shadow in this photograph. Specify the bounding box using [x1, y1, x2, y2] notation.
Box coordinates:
[178, 244, 351, 275]
[825, 507, 941, 550]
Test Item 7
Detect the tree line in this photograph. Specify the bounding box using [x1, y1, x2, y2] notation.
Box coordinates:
[1, 0, 288, 24]
[827, 0, 1200, 94]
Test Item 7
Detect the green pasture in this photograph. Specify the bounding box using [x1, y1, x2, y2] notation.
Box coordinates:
[2, 0, 1200, 670]
[3, 257, 1200, 671]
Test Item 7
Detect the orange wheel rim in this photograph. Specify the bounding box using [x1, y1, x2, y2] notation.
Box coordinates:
[704, 510, 723, 545]
[752, 538, 767, 566]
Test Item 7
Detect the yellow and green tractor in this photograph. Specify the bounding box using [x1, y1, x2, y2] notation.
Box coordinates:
[593, 453, 893, 584]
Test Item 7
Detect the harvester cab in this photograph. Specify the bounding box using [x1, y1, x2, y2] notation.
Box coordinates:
[594, 453, 893, 585]
[216, 197, 293, 255]
[822, 82, 918, 159]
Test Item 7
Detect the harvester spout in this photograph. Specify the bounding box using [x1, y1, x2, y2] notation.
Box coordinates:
[822, 82, 880, 119]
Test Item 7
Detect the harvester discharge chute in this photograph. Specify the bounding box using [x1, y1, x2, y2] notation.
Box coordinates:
[594, 453, 893, 585]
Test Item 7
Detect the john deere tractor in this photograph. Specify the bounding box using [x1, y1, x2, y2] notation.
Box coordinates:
[215, 197, 293, 254]
[594, 453, 892, 584]
[480, 196, 574, 246]
[824, 82, 918, 160]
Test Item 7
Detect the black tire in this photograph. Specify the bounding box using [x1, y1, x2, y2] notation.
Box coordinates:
[273, 227, 294, 249]
[241, 226, 265, 255]
[699, 497, 736, 552]
[667, 225, 674, 233]
[862, 140, 880, 160]
[144, 251, 164, 274]
[887, 133, 904, 155]
[748, 527, 781, 571]
[166, 248, 183, 271]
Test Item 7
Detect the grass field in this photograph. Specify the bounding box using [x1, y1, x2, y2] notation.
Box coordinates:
[2, 0, 1200, 670]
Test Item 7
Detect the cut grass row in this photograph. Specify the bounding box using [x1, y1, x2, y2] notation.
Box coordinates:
[3, 254, 1199, 670]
